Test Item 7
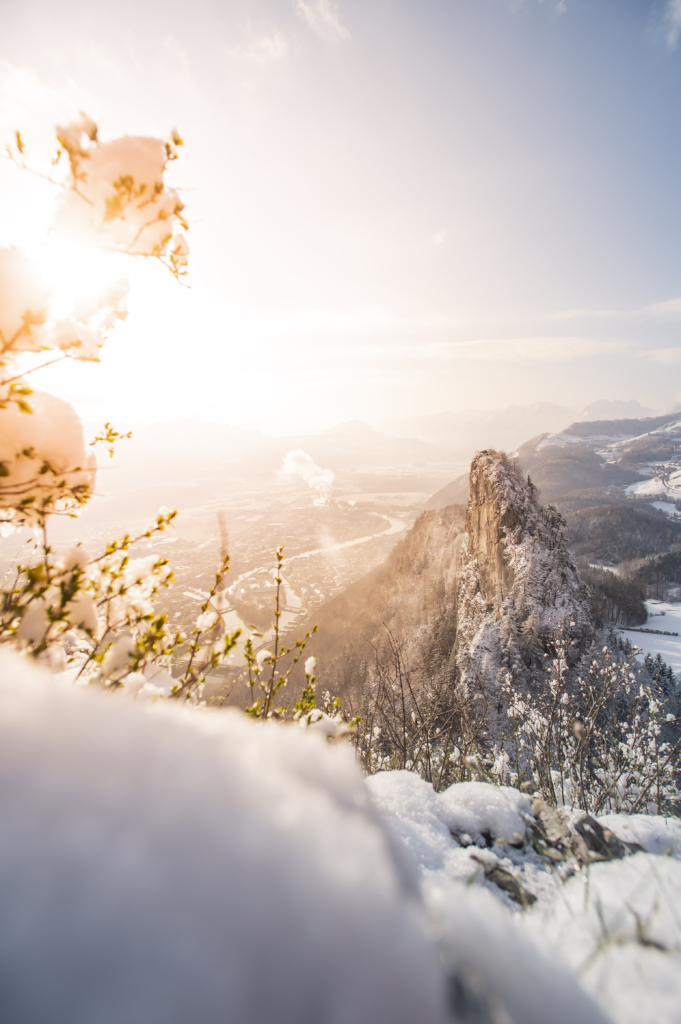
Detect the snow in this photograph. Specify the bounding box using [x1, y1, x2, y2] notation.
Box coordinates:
[368, 770, 681, 1024]
[626, 473, 681, 500]
[619, 600, 681, 674]
[0, 247, 50, 352]
[3, 647, 678, 1024]
[438, 780, 531, 845]
[597, 813, 681, 858]
[0, 649, 447, 1024]
[651, 500, 681, 518]
[0, 390, 96, 526]
[526, 854, 681, 1024]
[54, 135, 185, 258]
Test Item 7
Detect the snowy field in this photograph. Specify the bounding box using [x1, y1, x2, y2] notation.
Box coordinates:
[0, 650, 679, 1024]
[619, 600, 681, 674]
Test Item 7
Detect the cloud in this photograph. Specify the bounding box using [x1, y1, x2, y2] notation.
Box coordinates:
[647, 296, 681, 320]
[431, 229, 447, 246]
[506, 0, 568, 14]
[638, 347, 681, 365]
[665, 0, 681, 48]
[428, 336, 625, 363]
[280, 449, 335, 503]
[230, 29, 288, 66]
[295, 0, 350, 42]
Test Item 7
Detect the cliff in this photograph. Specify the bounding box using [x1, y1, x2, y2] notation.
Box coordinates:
[454, 451, 593, 690]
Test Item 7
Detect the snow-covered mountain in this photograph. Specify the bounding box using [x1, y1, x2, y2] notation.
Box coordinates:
[380, 399, 656, 459]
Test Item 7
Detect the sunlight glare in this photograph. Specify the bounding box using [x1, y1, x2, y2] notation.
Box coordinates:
[29, 238, 128, 319]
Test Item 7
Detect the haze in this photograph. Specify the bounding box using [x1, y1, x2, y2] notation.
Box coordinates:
[1, 0, 681, 432]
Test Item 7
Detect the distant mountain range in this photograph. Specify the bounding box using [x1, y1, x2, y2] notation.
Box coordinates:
[379, 400, 657, 459]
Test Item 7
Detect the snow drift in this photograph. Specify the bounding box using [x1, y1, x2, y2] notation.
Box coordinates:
[0, 650, 446, 1024]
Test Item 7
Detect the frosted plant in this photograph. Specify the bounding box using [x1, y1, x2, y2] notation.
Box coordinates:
[240, 546, 320, 720]
[0, 116, 251, 701]
[496, 639, 681, 815]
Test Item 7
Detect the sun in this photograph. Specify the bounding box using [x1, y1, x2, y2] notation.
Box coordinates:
[29, 237, 129, 319]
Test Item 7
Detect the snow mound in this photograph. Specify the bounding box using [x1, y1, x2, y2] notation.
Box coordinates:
[365, 771, 455, 871]
[438, 781, 531, 845]
[0, 651, 447, 1024]
[367, 771, 531, 852]
[598, 812, 681, 859]
[527, 853, 681, 1024]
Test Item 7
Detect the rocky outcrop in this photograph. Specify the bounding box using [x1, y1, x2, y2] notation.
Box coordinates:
[307, 451, 594, 703]
[454, 451, 593, 690]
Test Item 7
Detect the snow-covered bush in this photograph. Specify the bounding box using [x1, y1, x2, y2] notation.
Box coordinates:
[496, 640, 681, 814]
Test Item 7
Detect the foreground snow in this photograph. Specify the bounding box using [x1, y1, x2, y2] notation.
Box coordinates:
[369, 771, 681, 1024]
[0, 651, 614, 1024]
[0, 651, 445, 1024]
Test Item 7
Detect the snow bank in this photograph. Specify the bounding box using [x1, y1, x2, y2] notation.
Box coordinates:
[597, 812, 681, 859]
[526, 854, 681, 1024]
[369, 771, 681, 1024]
[0, 651, 447, 1024]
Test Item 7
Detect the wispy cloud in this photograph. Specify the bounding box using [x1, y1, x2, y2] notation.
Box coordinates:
[295, 0, 350, 42]
[506, 0, 568, 15]
[431, 336, 623, 363]
[665, 0, 681, 48]
[638, 347, 681, 365]
[230, 29, 288, 66]
[647, 296, 681, 319]
[329, 336, 625, 364]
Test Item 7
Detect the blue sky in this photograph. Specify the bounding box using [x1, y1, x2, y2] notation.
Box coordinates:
[1, 0, 681, 429]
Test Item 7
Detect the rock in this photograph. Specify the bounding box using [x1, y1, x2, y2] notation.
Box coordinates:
[455, 450, 594, 692]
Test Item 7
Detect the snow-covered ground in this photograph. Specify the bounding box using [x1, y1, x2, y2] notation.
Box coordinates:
[369, 771, 681, 1024]
[650, 500, 681, 519]
[626, 470, 681, 501]
[619, 600, 681, 674]
[1, 649, 679, 1024]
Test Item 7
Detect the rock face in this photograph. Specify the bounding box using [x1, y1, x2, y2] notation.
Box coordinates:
[455, 451, 593, 690]
[308, 451, 593, 703]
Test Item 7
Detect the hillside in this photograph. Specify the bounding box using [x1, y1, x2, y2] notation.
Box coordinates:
[303, 505, 466, 699]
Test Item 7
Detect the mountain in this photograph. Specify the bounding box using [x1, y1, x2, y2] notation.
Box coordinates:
[308, 451, 594, 705]
[426, 410, 681, 509]
[454, 451, 593, 692]
[380, 400, 655, 459]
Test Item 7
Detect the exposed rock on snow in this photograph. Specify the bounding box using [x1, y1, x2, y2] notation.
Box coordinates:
[369, 770, 681, 1024]
[455, 450, 593, 690]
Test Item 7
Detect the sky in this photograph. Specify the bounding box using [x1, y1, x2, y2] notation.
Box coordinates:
[1, 0, 681, 432]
